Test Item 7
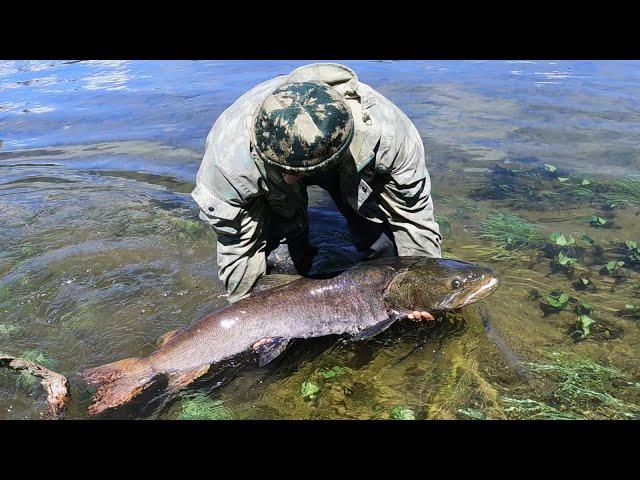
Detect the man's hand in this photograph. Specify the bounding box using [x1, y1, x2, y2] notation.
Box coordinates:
[407, 311, 435, 321]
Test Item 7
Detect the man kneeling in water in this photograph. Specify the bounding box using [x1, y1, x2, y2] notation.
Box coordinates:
[192, 63, 442, 320]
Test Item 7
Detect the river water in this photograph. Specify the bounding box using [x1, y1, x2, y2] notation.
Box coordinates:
[1, 60, 639, 419]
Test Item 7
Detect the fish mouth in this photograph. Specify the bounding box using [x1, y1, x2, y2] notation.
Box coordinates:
[433, 276, 500, 311]
[462, 276, 500, 306]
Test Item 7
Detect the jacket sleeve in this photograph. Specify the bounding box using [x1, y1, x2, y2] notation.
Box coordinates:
[376, 115, 442, 258]
[192, 169, 268, 303]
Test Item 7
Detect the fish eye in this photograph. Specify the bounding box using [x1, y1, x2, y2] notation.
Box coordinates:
[451, 278, 463, 289]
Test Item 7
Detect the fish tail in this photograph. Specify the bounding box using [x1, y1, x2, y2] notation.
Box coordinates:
[81, 357, 155, 415]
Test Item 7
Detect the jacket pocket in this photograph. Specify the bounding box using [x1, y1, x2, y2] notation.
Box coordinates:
[192, 183, 243, 223]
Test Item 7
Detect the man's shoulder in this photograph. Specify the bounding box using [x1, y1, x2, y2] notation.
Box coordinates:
[361, 83, 415, 133]
[198, 76, 285, 197]
[358, 83, 421, 171]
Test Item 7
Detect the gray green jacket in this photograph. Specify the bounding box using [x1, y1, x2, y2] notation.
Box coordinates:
[192, 63, 442, 302]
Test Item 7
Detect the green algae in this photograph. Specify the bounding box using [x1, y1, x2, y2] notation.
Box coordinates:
[301, 381, 320, 400]
[6, 350, 58, 392]
[544, 291, 569, 309]
[435, 213, 452, 236]
[390, 406, 416, 420]
[589, 215, 609, 228]
[576, 315, 596, 338]
[550, 232, 576, 246]
[0, 283, 9, 300]
[457, 407, 486, 420]
[608, 176, 640, 205]
[501, 397, 580, 420]
[479, 213, 544, 249]
[319, 366, 351, 379]
[176, 394, 234, 420]
[19, 350, 57, 369]
[518, 353, 640, 419]
[439, 194, 479, 218]
[557, 251, 577, 266]
[0, 324, 19, 335]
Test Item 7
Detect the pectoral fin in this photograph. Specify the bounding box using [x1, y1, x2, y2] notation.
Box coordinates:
[352, 317, 397, 341]
[253, 337, 290, 366]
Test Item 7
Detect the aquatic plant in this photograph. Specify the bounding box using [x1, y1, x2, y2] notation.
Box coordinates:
[608, 175, 640, 205]
[606, 260, 625, 275]
[580, 234, 596, 246]
[0, 324, 19, 335]
[573, 275, 595, 292]
[435, 213, 452, 236]
[319, 366, 351, 379]
[573, 300, 592, 316]
[501, 397, 580, 420]
[471, 162, 604, 211]
[523, 352, 640, 419]
[438, 195, 479, 218]
[19, 246, 40, 258]
[441, 250, 461, 260]
[618, 304, 640, 320]
[301, 381, 320, 400]
[575, 315, 596, 338]
[457, 407, 486, 420]
[177, 218, 206, 238]
[470, 164, 554, 207]
[589, 215, 609, 228]
[557, 251, 577, 266]
[15, 371, 39, 389]
[479, 213, 544, 249]
[14, 350, 58, 390]
[19, 350, 56, 369]
[550, 232, 576, 246]
[571, 187, 596, 200]
[622, 240, 640, 266]
[176, 394, 234, 420]
[544, 292, 569, 309]
[0, 283, 9, 300]
[390, 406, 416, 420]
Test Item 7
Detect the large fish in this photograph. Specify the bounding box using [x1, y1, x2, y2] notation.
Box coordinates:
[82, 257, 500, 415]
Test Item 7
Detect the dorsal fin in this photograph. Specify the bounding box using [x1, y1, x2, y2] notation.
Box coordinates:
[251, 274, 301, 294]
[156, 329, 179, 347]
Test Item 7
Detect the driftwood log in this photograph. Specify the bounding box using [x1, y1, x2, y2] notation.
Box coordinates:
[0, 352, 69, 420]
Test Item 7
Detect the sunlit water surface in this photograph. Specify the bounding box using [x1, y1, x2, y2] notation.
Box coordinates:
[1, 60, 640, 419]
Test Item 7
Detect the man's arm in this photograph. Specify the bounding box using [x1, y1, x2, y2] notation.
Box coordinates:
[377, 120, 442, 258]
[192, 181, 268, 303]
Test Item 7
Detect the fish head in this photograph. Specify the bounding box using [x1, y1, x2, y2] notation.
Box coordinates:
[383, 257, 500, 312]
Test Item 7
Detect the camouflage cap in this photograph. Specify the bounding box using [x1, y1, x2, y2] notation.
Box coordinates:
[251, 81, 354, 173]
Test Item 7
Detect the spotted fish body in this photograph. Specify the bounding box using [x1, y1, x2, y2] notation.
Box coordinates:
[82, 257, 500, 415]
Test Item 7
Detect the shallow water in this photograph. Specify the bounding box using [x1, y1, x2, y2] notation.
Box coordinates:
[1, 60, 640, 420]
